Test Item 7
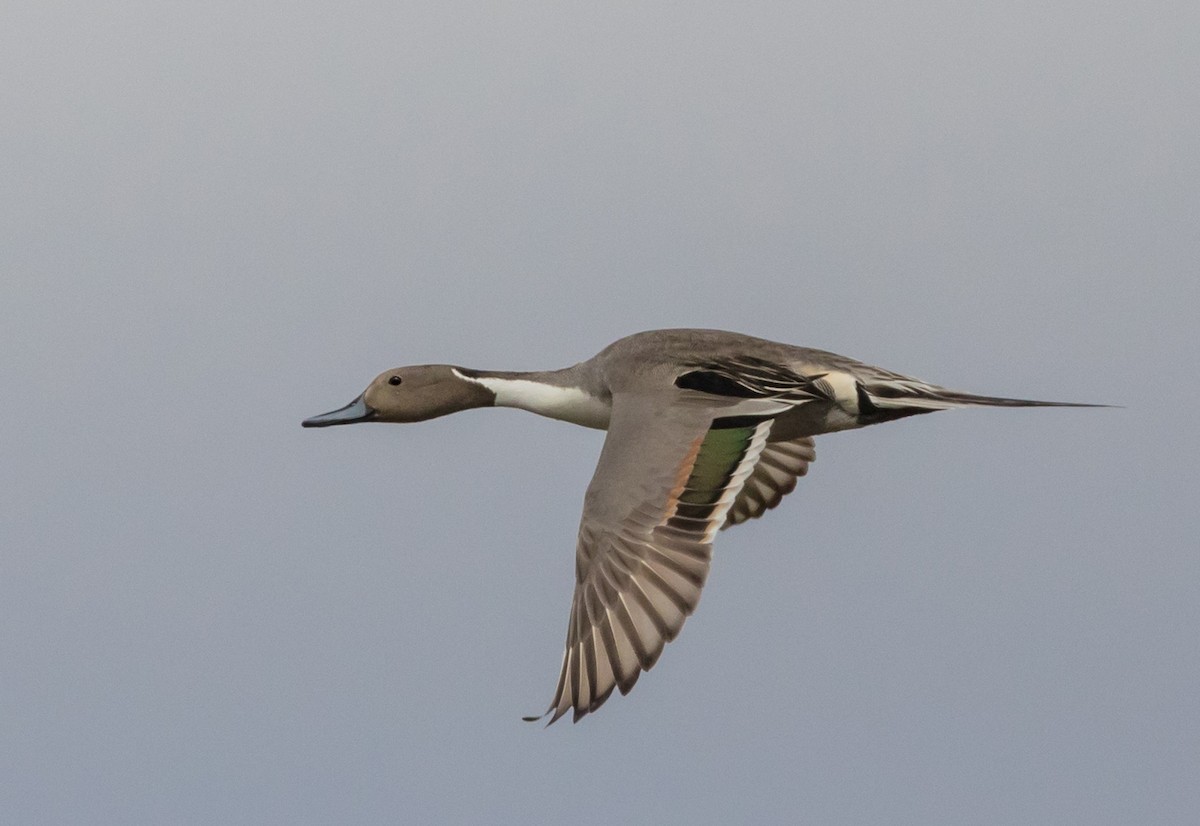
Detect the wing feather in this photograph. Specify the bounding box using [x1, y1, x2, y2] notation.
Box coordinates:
[530, 395, 775, 723]
[724, 436, 816, 527]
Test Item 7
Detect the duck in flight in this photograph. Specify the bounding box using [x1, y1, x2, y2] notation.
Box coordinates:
[303, 328, 1101, 724]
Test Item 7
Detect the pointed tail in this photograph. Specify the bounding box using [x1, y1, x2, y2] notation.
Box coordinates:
[858, 380, 1112, 413]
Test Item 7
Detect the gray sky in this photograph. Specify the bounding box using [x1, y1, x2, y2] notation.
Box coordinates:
[3, 1, 1198, 823]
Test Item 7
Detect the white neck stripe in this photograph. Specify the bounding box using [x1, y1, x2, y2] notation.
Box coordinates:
[452, 370, 610, 429]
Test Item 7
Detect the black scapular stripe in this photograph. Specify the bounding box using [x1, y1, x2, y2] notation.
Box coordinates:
[675, 370, 758, 397]
[710, 414, 773, 430]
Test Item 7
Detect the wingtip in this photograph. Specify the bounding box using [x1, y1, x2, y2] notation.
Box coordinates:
[522, 706, 571, 727]
[522, 704, 554, 725]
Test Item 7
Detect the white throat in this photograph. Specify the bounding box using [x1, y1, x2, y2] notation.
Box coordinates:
[452, 370, 611, 429]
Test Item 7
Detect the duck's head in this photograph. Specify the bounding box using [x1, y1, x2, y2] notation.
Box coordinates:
[302, 365, 495, 427]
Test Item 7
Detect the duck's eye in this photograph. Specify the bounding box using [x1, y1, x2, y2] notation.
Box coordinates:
[388, 375, 402, 386]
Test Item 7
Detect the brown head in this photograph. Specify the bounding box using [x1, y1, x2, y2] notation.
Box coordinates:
[301, 365, 496, 427]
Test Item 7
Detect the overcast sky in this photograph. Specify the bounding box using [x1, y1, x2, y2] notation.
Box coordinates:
[3, 2, 1198, 823]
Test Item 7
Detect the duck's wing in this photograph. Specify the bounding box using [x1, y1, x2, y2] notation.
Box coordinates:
[527, 392, 778, 724]
[723, 436, 816, 528]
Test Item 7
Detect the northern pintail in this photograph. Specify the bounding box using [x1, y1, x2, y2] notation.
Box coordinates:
[303, 328, 1101, 724]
